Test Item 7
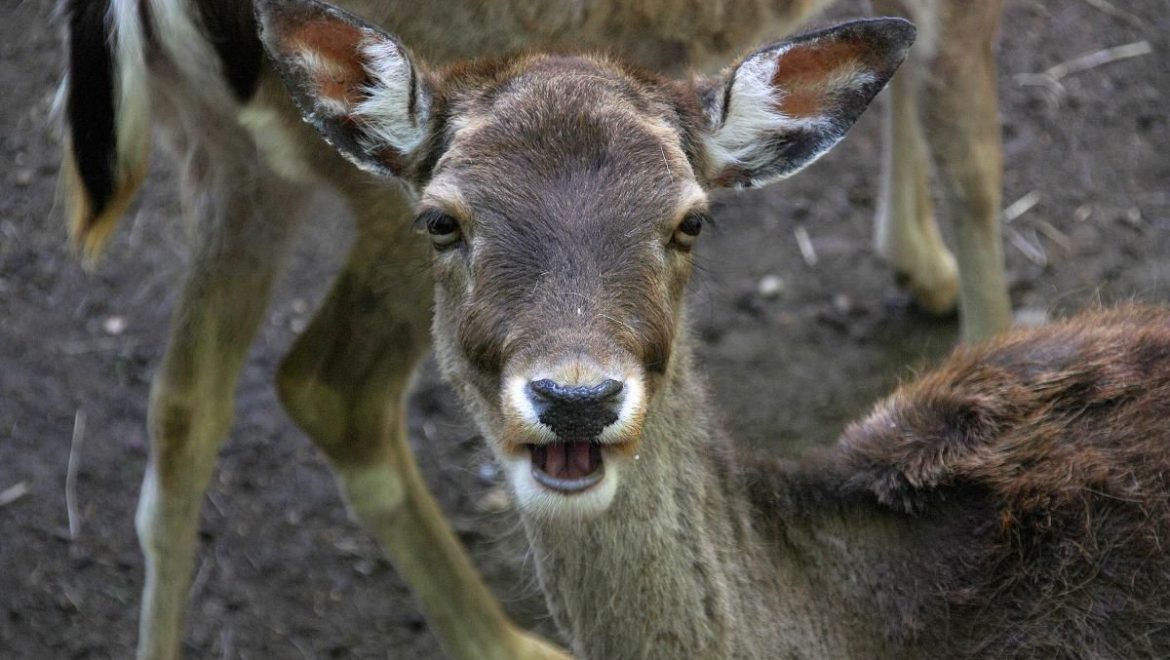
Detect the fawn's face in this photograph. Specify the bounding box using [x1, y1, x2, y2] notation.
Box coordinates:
[260, 0, 913, 518]
[420, 59, 709, 515]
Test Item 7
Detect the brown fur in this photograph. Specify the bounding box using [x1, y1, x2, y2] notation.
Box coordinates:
[287, 20, 369, 104]
[820, 306, 1170, 657]
[771, 37, 869, 117]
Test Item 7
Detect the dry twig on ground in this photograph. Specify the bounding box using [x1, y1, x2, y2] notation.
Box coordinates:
[0, 482, 30, 508]
[66, 409, 86, 539]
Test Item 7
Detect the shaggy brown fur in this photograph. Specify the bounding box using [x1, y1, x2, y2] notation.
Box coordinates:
[731, 306, 1170, 657]
[832, 305, 1170, 657]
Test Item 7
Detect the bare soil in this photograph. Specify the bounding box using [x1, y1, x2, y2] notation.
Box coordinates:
[2, 0, 1167, 657]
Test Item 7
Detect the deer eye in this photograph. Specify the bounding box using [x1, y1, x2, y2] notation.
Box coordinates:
[671, 212, 708, 251]
[415, 210, 463, 250]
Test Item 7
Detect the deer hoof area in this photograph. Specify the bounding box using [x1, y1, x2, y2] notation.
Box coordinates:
[893, 262, 959, 317]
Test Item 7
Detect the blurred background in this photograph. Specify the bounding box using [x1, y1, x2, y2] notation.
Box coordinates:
[1, 0, 1167, 657]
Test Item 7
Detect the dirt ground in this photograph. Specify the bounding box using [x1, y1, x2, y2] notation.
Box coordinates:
[1, 0, 1167, 657]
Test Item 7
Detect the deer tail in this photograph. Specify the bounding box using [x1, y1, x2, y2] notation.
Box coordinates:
[57, 0, 151, 264]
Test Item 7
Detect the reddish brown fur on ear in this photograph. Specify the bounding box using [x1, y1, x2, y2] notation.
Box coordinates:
[256, 0, 431, 179]
[289, 22, 369, 106]
[772, 38, 871, 118]
[703, 18, 914, 188]
[259, 1, 369, 109]
[767, 18, 915, 120]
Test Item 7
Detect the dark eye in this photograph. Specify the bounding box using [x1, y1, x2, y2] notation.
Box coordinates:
[415, 210, 463, 250]
[679, 214, 704, 236]
[671, 212, 708, 250]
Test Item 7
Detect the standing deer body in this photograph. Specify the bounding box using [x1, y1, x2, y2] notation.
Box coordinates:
[60, 0, 1007, 658]
[268, 4, 1170, 658]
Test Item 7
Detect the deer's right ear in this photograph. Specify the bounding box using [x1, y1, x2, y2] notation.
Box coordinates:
[256, 0, 430, 179]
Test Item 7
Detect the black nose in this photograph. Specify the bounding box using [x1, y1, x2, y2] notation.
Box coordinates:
[526, 378, 624, 439]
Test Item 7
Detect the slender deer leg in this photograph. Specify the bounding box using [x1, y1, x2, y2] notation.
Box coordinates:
[276, 183, 569, 660]
[919, 0, 1012, 341]
[874, 49, 959, 316]
[135, 148, 305, 660]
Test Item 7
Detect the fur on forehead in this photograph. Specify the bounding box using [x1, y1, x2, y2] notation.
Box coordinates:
[425, 55, 706, 212]
[437, 52, 681, 113]
[439, 54, 706, 152]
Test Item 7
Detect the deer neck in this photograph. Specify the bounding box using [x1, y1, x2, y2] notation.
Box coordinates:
[515, 328, 920, 659]
[517, 330, 793, 658]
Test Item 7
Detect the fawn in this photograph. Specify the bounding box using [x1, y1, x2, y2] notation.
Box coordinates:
[269, 3, 1170, 657]
[59, 0, 1007, 657]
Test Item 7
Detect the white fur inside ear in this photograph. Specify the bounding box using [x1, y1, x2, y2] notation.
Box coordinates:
[353, 33, 429, 155]
[705, 47, 834, 181]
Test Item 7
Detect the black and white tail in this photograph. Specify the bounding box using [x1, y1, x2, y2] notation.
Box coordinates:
[58, 0, 263, 262]
[59, 0, 151, 262]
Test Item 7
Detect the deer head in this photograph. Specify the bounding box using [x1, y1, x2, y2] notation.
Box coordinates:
[258, 0, 914, 519]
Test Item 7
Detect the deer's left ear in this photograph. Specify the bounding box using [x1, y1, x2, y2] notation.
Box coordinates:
[701, 18, 915, 189]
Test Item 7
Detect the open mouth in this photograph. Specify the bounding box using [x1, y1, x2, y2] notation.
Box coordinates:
[528, 441, 604, 493]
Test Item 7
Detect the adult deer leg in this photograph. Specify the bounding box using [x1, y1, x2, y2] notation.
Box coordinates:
[276, 182, 569, 660]
[135, 147, 305, 659]
[920, 0, 1012, 341]
[874, 45, 959, 317]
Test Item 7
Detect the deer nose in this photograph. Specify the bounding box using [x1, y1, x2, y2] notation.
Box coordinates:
[526, 378, 625, 439]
